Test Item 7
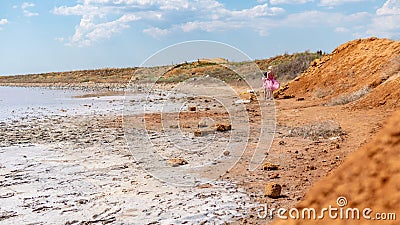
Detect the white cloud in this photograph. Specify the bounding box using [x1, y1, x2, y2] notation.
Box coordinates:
[24, 11, 39, 17]
[53, 1, 285, 46]
[319, 0, 369, 7]
[21, 2, 39, 17]
[143, 27, 170, 37]
[0, 19, 8, 25]
[335, 27, 350, 33]
[0, 18, 7, 31]
[365, 0, 400, 38]
[270, 0, 314, 5]
[278, 10, 368, 27]
[67, 13, 141, 47]
[21, 2, 35, 10]
[376, 0, 400, 15]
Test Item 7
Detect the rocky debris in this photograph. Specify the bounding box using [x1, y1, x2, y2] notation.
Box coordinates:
[193, 129, 215, 137]
[0, 211, 17, 221]
[167, 158, 188, 167]
[188, 106, 197, 111]
[216, 123, 231, 132]
[234, 99, 251, 104]
[0, 112, 254, 224]
[249, 93, 257, 102]
[0, 115, 125, 148]
[196, 183, 213, 189]
[223, 150, 230, 156]
[262, 162, 279, 171]
[306, 165, 317, 171]
[268, 173, 280, 179]
[198, 121, 208, 128]
[194, 129, 202, 137]
[264, 182, 282, 198]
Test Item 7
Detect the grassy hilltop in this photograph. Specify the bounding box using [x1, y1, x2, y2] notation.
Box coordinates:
[0, 52, 322, 86]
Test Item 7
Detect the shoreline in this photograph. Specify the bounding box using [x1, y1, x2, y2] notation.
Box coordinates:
[0, 86, 259, 224]
[1, 83, 393, 224]
[0, 82, 127, 91]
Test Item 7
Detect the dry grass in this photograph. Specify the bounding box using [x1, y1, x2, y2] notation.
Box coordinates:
[326, 86, 371, 106]
[314, 88, 334, 98]
[256, 52, 323, 83]
[286, 120, 346, 141]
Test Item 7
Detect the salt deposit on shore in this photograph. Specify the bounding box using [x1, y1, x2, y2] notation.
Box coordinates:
[0, 86, 256, 224]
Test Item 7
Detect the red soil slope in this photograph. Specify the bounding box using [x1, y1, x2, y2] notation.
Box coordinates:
[271, 110, 400, 225]
[277, 37, 400, 109]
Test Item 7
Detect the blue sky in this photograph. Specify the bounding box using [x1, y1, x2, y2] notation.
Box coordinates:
[0, 0, 399, 75]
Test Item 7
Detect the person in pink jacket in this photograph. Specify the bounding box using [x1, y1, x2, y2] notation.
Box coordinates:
[262, 66, 280, 100]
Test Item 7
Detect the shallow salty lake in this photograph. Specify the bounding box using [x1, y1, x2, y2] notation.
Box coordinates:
[0, 86, 125, 121]
[0, 86, 191, 122]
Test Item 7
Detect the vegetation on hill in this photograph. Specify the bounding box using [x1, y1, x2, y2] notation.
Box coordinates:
[0, 51, 323, 85]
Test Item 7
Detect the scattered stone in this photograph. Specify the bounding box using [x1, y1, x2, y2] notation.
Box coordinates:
[194, 130, 202, 137]
[249, 94, 257, 101]
[216, 124, 231, 132]
[262, 162, 279, 171]
[198, 120, 208, 128]
[265, 182, 282, 198]
[234, 99, 251, 104]
[188, 106, 197, 111]
[0, 211, 18, 220]
[223, 150, 230, 156]
[268, 173, 280, 179]
[279, 140, 285, 145]
[167, 158, 188, 167]
[307, 165, 317, 170]
[196, 183, 213, 189]
[282, 95, 295, 99]
[199, 220, 208, 225]
[297, 97, 305, 101]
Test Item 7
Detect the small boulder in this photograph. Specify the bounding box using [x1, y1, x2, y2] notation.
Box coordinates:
[262, 162, 279, 171]
[265, 182, 282, 198]
[194, 130, 202, 137]
[167, 158, 188, 167]
[216, 123, 231, 132]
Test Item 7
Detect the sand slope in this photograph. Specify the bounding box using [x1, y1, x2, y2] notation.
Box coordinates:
[271, 106, 400, 225]
[277, 38, 400, 109]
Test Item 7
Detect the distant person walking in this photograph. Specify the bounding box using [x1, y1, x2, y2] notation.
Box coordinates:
[262, 66, 280, 100]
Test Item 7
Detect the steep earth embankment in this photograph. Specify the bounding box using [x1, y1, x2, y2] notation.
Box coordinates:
[277, 37, 400, 109]
[272, 110, 400, 225]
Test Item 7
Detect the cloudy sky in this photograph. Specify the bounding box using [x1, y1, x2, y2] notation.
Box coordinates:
[0, 0, 399, 75]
